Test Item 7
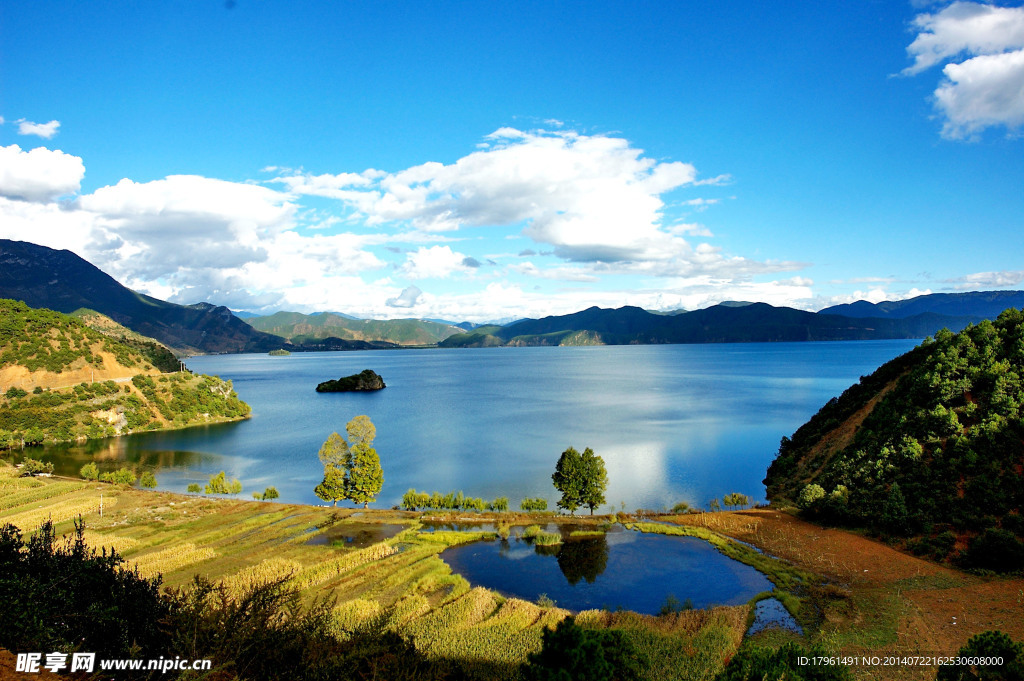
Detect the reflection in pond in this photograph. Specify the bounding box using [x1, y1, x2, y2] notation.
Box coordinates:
[442, 529, 772, 615]
[306, 522, 407, 548]
[419, 521, 497, 533]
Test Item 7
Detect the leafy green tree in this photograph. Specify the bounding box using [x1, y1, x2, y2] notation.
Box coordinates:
[80, 462, 99, 481]
[492, 496, 509, 512]
[315, 465, 347, 506]
[100, 468, 137, 485]
[139, 471, 158, 489]
[797, 484, 825, 510]
[580, 447, 608, 515]
[402, 488, 419, 510]
[187, 483, 202, 493]
[205, 470, 242, 495]
[345, 416, 384, 508]
[552, 446, 585, 515]
[262, 486, 279, 501]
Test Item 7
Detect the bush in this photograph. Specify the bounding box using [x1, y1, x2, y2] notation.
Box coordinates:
[99, 468, 137, 485]
[205, 470, 242, 495]
[797, 484, 825, 510]
[0, 519, 167, 659]
[187, 483, 202, 493]
[936, 630, 1024, 681]
[961, 529, 1024, 573]
[523, 616, 646, 681]
[80, 462, 99, 480]
[262, 486, 279, 501]
[18, 458, 53, 477]
[717, 642, 853, 681]
[139, 471, 158, 489]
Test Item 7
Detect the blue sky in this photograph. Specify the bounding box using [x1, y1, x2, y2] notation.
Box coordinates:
[1, 1, 1022, 322]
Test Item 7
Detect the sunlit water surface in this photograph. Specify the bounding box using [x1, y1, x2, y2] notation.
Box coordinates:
[30, 341, 918, 510]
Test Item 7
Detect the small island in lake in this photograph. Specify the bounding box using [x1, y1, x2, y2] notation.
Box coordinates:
[268, 349, 291, 356]
[316, 369, 386, 392]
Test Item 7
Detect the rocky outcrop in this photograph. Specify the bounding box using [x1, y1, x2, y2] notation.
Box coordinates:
[315, 369, 386, 392]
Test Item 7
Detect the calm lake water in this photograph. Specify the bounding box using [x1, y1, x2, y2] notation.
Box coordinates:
[441, 527, 773, 613]
[32, 341, 918, 510]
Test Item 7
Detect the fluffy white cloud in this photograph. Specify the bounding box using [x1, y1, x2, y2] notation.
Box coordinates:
[936, 49, 1024, 138]
[903, 2, 1024, 138]
[903, 2, 1024, 75]
[386, 285, 423, 308]
[399, 245, 477, 279]
[17, 119, 61, 139]
[947, 269, 1024, 288]
[0, 144, 84, 201]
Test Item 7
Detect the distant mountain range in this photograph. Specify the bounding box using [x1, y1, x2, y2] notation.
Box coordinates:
[3, 238, 1021, 354]
[0, 239, 284, 355]
[440, 299, 1016, 347]
[246, 311, 463, 346]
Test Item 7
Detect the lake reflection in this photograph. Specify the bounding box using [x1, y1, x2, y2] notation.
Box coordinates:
[441, 528, 773, 614]
[25, 341, 919, 509]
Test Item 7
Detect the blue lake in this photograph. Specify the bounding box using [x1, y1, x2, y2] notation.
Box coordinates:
[34, 341, 919, 510]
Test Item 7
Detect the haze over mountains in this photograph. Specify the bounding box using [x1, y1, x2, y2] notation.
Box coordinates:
[2, 239, 1023, 355]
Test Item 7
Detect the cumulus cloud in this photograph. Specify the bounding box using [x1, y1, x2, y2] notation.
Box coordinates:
[0, 144, 84, 201]
[903, 2, 1024, 138]
[386, 285, 423, 308]
[17, 119, 61, 139]
[399, 245, 478, 279]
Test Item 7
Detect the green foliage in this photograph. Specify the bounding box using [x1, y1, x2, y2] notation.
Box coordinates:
[262, 486, 279, 501]
[723, 493, 751, 510]
[80, 461, 99, 481]
[961, 529, 1024, 573]
[580, 447, 608, 515]
[766, 310, 1024, 570]
[521, 497, 548, 511]
[935, 631, 1024, 681]
[524, 615, 646, 681]
[315, 466, 347, 507]
[204, 470, 242, 495]
[716, 642, 853, 681]
[315, 417, 383, 508]
[139, 471, 158, 489]
[186, 483, 202, 493]
[0, 519, 167, 659]
[18, 458, 53, 477]
[99, 468, 137, 485]
[491, 496, 509, 512]
[553, 446, 586, 515]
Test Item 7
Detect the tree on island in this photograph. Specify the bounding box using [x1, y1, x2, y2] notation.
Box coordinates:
[314, 415, 383, 508]
[552, 446, 608, 516]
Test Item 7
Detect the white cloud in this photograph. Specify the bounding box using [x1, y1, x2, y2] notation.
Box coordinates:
[386, 285, 423, 308]
[0, 144, 84, 201]
[17, 119, 61, 139]
[936, 49, 1024, 138]
[399, 245, 476, 279]
[903, 2, 1024, 138]
[947, 269, 1024, 288]
[903, 2, 1024, 75]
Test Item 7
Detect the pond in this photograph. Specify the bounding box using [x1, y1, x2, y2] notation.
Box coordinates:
[305, 521, 409, 548]
[440, 526, 773, 614]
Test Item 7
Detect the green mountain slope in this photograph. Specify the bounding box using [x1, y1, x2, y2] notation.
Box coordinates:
[0, 300, 250, 445]
[0, 239, 285, 355]
[764, 309, 1024, 572]
[247, 311, 462, 346]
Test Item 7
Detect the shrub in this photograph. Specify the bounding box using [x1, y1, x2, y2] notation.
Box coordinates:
[797, 484, 825, 510]
[523, 616, 646, 681]
[187, 483, 202, 493]
[139, 471, 158, 489]
[936, 630, 1024, 681]
[19, 458, 54, 476]
[99, 468, 137, 485]
[961, 528, 1024, 573]
[262, 486, 279, 501]
[80, 462, 99, 481]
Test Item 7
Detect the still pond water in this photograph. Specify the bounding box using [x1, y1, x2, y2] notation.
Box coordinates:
[34, 341, 918, 511]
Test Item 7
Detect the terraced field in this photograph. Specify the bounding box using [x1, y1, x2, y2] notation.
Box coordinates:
[0, 466, 752, 680]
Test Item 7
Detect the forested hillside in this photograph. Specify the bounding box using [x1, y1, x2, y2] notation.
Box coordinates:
[0, 300, 250, 445]
[247, 310, 462, 346]
[765, 309, 1024, 571]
